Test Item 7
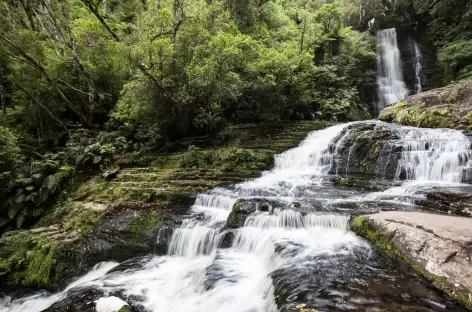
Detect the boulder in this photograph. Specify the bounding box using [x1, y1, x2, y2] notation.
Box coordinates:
[329, 122, 400, 180]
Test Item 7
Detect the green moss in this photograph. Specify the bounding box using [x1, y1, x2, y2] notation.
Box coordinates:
[350, 216, 472, 310]
[62, 205, 102, 234]
[380, 101, 457, 129]
[379, 101, 408, 122]
[226, 212, 239, 229]
[0, 231, 61, 288]
[130, 214, 160, 239]
[117, 306, 131, 312]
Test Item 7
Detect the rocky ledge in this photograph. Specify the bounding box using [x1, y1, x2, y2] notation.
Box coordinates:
[0, 121, 330, 291]
[351, 212, 472, 309]
[380, 81, 472, 129]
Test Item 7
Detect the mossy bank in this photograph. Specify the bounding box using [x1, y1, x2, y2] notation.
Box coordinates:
[380, 81, 472, 129]
[0, 121, 331, 291]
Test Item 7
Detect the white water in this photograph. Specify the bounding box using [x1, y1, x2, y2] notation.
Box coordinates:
[414, 42, 423, 94]
[2, 121, 471, 312]
[376, 28, 409, 112]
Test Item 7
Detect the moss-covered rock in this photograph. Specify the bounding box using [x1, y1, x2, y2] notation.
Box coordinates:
[329, 122, 399, 179]
[380, 81, 472, 129]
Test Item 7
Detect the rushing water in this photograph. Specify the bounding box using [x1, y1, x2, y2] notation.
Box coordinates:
[414, 42, 423, 94]
[376, 28, 409, 113]
[2, 121, 471, 312]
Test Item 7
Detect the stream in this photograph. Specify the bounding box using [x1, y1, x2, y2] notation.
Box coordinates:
[1, 120, 471, 312]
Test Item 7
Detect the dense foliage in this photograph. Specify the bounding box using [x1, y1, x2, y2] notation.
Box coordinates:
[0, 0, 470, 232]
[0, 0, 378, 232]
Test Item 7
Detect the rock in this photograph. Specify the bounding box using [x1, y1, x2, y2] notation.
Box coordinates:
[351, 212, 472, 309]
[226, 198, 273, 228]
[414, 186, 472, 217]
[225, 198, 305, 229]
[96, 297, 129, 312]
[63, 208, 179, 278]
[218, 230, 235, 248]
[102, 167, 120, 181]
[43, 288, 104, 312]
[380, 81, 472, 130]
[329, 122, 400, 180]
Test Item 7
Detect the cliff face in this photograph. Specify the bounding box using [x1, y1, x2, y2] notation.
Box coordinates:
[379, 81, 472, 129]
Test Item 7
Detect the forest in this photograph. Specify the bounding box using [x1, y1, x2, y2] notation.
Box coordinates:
[0, 0, 471, 233]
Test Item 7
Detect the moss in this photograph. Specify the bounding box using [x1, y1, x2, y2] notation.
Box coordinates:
[350, 216, 472, 310]
[0, 231, 61, 288]
[380, 98, 461, 129]
[379, 101, 408, 122]
[130, 214, 160, 240]
[226, 212, 239, 229]
[117, 306, 131, 312]
[62, 205, 102, 234]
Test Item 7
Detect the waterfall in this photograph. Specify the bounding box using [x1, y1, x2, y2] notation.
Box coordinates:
[3, 121, 470, 312]
[414, 42, 423, 94]
[395, 127, 472, 183]
[376, 28, 409, 112]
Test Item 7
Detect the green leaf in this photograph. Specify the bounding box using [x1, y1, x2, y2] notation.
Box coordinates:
[8, 204, 24, 219]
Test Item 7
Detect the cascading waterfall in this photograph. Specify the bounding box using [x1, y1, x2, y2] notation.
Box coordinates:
[2, 121, 471, 312]
[414, 42, 423, 93]
[376, 28, 409, 113]
[395, 127, 472, 182]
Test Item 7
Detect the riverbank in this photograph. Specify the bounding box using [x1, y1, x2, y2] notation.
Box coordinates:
[351, 212, 472, 309]
[379, 81, 472, 129]
[0, 121, 330, 291]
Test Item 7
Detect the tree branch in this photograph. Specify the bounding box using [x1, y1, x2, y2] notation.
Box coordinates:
[80, 0, 180, 106]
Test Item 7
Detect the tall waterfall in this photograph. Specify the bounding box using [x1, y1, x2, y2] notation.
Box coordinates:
[414, 42, 423, 93]
[376, 28, 409, 112]
[2, 121, 470, 312]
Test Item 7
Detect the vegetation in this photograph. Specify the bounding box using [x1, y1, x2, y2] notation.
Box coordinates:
[0, 0, 470, 241]
[0, 230, 60, 288]
[380, 101, 455, 129]
[0, 0, 377, 233]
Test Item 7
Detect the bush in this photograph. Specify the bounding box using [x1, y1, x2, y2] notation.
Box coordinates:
[0, 127, 21, 198]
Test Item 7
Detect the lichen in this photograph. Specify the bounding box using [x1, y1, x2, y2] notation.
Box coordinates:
[350, 216, 472, 310]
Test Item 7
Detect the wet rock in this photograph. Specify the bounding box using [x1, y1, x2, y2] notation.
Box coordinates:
[226, 198, 312, 228]
[102, 167, 121, 181]
[58, 208, 183, 287]
[331, 175, 394, 191]
[226, 198, 281, 228]
[329, 122, 400, 180]
[96, 296, 129, 312]
[42, 288, 104, 312]
[218, 230, 235, 248]
[351, 212, 472, 310]
[416, 186, 472, 217]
